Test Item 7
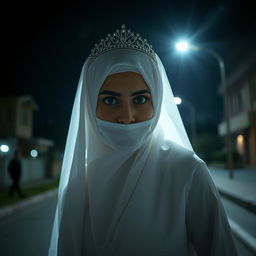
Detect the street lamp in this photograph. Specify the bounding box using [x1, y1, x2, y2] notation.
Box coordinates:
[0, 144, 9, 153]
[176, 42, 189, 52]
[175, 41, 234, 178]
[30, 149, 38, 158]
[0, 144, 10, 188]
[174, 97, 197, 148]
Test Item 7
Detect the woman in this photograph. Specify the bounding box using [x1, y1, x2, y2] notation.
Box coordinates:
[49, 25, 237, 255]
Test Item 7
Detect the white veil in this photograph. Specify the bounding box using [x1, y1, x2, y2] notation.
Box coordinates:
[49, 33, 193, 256]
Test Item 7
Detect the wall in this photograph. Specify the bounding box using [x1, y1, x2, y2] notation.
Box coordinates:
[0, 157, 46, 188]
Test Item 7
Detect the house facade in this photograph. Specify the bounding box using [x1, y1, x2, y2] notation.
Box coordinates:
[218, 53, 256, 168]
[0, 95, 60, 188]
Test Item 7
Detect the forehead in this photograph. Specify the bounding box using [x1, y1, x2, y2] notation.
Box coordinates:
[100, 72, 150, 92]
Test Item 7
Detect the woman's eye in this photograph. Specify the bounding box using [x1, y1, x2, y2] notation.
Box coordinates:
[134, 96, 148, 104]
[103, 97, 118, 105]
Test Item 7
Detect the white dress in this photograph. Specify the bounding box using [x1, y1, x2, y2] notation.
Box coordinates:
[49, 27, 238, 255]
[82, 141, 237, 256]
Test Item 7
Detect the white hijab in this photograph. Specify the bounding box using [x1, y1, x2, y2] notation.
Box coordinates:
[49, 46, 193, 255]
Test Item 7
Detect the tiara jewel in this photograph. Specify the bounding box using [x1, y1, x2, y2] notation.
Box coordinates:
[89, 24, 156, 62]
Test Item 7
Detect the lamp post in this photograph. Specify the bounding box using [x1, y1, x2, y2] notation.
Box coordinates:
[173, 97, 197, 148]
[176, 42, 234, 178]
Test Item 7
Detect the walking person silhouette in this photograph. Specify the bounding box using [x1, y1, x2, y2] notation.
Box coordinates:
[8, 150, 25, 198]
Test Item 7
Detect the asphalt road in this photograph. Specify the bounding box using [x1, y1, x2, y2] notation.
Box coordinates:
[0, 193, 255, 256]
[221, 197, 256, 256]
[0, 194, 57, 256]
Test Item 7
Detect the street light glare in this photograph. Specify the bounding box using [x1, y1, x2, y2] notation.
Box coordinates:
[30, 149, 38, 158]
[176, 41, 189, 52]
[173, 97, 182, 105]
[0, 144, 9, 153]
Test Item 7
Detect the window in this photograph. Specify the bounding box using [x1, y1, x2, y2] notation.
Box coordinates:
[231, 90, 243, 114]
[237, 91, 243, 112]
[20, 108, 29, 126]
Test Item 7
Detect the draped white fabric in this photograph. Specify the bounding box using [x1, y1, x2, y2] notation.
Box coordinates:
[49, 49, 237, 256]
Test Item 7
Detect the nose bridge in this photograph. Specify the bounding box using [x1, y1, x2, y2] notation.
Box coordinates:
[118, 101, 135, 124]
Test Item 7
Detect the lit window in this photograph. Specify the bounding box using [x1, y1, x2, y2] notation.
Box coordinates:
[236, 134, 245, 155]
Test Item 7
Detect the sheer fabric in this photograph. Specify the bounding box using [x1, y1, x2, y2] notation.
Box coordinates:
[49, 48, 237, 256]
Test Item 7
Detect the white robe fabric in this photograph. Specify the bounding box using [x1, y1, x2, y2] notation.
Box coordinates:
[82, 140, 237, 256]
[49, 42, 238, 255]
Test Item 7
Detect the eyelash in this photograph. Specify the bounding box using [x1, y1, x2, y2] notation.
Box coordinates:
[102, 96, 149, 105]
[134, 95, 149, 104]
[102, 97, 118, 105]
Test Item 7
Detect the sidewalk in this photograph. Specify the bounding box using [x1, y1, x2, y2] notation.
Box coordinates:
[209, 166, 256, 213]
[0, 178, 58, 220]
[0, 188, 58, 219]
[209, 165, 256, 254]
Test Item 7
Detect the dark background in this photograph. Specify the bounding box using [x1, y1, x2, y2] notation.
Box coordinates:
[2, 0, 255, 149]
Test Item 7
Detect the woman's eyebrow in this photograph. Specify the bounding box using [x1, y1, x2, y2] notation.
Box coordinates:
[99, 89, 151, 97]
[99, 90, 121, 96]
[131, 90, 151, 96]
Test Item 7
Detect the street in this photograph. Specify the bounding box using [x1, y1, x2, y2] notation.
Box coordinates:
[0, 195, 57, 256]
[0, 193, 255, 256]
[221, 197, 256, 256]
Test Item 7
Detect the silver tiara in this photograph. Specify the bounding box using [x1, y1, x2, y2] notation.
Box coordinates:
[89, 24, 156, 62]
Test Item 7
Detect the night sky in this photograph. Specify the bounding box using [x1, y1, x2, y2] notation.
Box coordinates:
[2, 0, 256, 148]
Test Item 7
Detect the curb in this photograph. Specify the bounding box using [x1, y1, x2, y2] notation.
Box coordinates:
[229, 218, 256, 255]
[0, 188, 58, 220]
[216, 186, 256, 214]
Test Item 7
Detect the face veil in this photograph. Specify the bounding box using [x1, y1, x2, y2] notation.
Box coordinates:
[49, 26, 193, 256]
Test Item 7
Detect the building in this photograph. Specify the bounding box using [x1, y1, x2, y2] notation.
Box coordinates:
[0, 95, 60, 188]
[218, 52, 256, 168]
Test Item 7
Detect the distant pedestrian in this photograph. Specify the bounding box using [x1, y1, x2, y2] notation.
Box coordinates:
[8, 150, 25, 198]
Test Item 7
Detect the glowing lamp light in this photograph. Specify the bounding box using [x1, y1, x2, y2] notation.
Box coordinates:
[30, 149, 38, 158]
[0, 144, 9, 153]
[237, 134, 244, 144]
[236, 134, 245, 155]
[175, 41, 189, 52]
[173, 97, 182, 105]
